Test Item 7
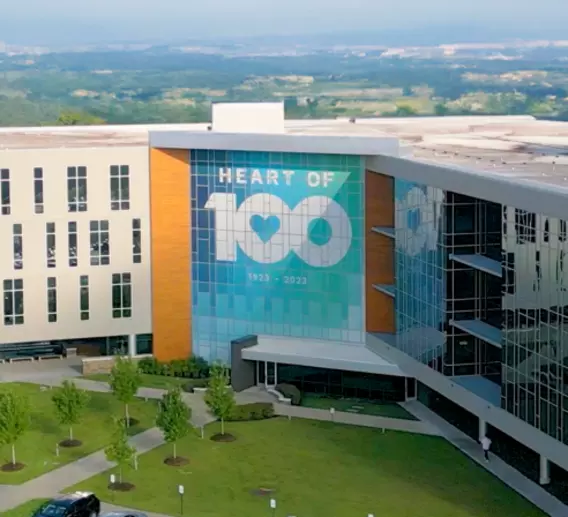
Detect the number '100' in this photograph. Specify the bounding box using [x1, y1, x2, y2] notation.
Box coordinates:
[204, 193, 352, 267]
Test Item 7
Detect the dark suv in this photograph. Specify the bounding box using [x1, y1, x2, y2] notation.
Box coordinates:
[33, 492, 101, 517]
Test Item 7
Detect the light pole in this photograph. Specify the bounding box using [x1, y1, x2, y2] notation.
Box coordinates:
[270, 498, 277, 517]
[178, 484, 185, 516]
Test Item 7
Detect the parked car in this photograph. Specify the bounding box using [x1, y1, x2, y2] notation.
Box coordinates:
[33, 492, 101, 517]
[100, 512, 148, 517]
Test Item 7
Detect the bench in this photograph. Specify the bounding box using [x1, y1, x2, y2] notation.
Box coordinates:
[0, 342, 65, 361]
[8, 356, 35, 363]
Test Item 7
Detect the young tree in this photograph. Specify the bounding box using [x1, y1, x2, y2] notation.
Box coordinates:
[51, 380, 90, 445]
[105, 420, 136, 484]
[109, 357, 142, 427]
[0, 391, 31, 467]
[156, 387, 191, 462]
[204, 364, 235, 436]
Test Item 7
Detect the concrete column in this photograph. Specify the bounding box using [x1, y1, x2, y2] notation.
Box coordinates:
[127, 334, 136, 357]
[478, 419, 487, 442]
[539, 456, 551, 485]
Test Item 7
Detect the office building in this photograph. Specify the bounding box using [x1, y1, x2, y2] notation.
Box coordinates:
[1, 104, 568, 497]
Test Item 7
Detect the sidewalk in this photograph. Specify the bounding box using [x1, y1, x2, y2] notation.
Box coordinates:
[101, 502, 174, 517]
[273, 403, 442, 435]
[402, 400, 568, 517]
[0, 428, 165, 513]
[19, 376, 216, 428]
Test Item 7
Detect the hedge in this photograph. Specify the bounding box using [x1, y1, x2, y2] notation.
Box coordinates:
[275, 383, 302, 405]
[137, 356, 211, 379]
[228, 402, 275, 421]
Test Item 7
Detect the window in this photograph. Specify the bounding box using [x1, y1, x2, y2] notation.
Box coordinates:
[47, 277, 57, 323]
[80, 275, 89, 321]
[515, 209, 536, 244]
[110, 165, 130, 210]
[13, 224, 23, 270]
[90, 220, 110, 266]
[68, 222, 78, 267]
[46, 222, 56, 268]
[1, 168, 10, 215]
[34, 167, 44, 214]
[3, 279, 24, 325]
[132, 218, 141, 264]
[67, 166, 87, 212]
[112, 273, 132, 318]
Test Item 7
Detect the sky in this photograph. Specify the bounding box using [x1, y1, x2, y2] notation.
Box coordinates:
[2, 0, 568, 45]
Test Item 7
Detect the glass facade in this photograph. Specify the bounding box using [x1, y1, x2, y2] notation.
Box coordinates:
[190, 150, 364, 362]
[394, 179, 445, 365]
[501, 206, 568, 446]
[443, 193, 502, 379]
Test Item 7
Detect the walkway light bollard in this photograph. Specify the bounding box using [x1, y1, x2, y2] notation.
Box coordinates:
[55, 443, 59, 457]
[330, 407, 335, 422]
[270, 498, 276, 517]
[201, 425, 204, 439]
[133, 454, 138, 471]
[178, 484, 185, 516]
[109, 474, 116, 503]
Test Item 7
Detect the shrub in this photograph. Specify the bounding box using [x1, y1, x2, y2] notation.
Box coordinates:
[182, 379, 209, 393]
[275, 383, 302, 405]
[137, 357, 164, 376]
[228, 402, 275, 421]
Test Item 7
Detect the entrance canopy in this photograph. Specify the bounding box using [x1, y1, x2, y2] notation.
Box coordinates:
[241, 335, 406, 377]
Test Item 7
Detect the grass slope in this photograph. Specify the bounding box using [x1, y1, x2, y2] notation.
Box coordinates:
[67, 418, 545, 517]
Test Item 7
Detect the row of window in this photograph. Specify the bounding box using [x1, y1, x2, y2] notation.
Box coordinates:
[0, 165, 131, 215]
[11, 219, 142, 269]
[3, 273, 132, 325]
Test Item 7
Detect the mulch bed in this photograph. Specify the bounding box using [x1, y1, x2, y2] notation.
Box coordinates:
[1, 462, 25, 472]
[250, 488, 276, 497]
[108, 481, 136, 492]
[164, 456, 190, 467]
[59, 439, 82, 448]
[211, 433, 236, 442]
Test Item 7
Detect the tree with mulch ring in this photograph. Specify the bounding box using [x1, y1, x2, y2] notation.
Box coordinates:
[105, 419, 137, 491]
[204, 363, 236, 442]
[0, 390, 31, 472]
[108, 481, 136, 492]
[52, 380, 90, 448]
[156, 386, 191, 466]
[110, 356, 143, 428]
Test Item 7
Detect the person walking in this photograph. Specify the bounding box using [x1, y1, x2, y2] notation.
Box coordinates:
[481, 435, 492, 463]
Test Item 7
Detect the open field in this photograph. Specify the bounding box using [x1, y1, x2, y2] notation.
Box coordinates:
[0, 383, 159, 484]
[67, 418, 545, 517]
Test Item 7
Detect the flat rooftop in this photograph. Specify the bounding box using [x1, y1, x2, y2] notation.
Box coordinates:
[2, 115, 568, 189]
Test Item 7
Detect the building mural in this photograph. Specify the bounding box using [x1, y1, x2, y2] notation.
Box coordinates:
[190, 150, 364, 361]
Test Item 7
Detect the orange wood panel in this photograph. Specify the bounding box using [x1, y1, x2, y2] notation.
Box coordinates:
[365, 170, 395, 333]
[150, 148, 192, 361]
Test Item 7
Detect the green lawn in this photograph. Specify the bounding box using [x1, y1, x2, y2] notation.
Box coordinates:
[67, 418, 545, 517]
[301, 394, 417, 420]
[0, 383, 159, 484]
[0, 499, 48, 517]
[84, 373, 189, 390]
